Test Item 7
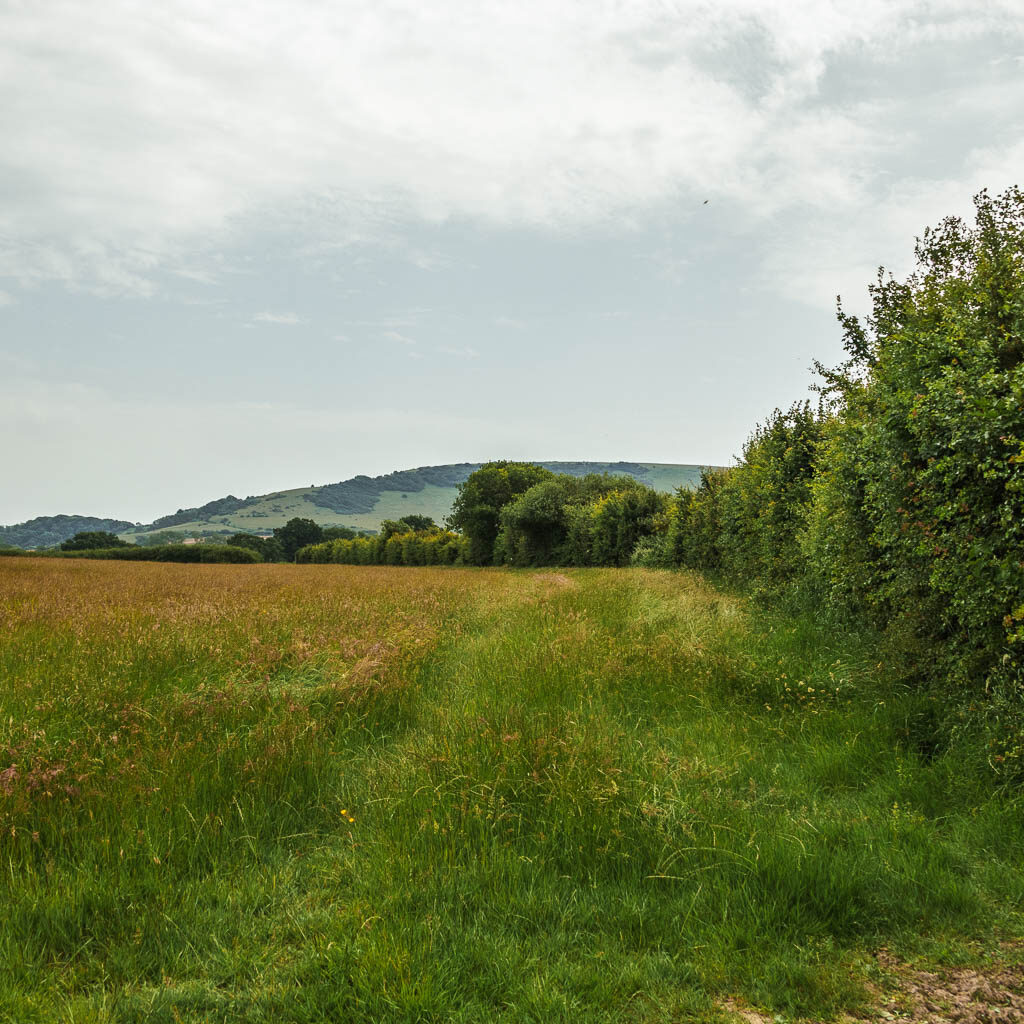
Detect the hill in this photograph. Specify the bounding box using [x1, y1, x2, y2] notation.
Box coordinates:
[1, 461, 712, 548]
[122, 462, 709, 542]
[0, 514, 135, 551]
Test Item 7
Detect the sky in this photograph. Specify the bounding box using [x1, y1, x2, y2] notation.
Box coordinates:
[3, 0, 1024, 525]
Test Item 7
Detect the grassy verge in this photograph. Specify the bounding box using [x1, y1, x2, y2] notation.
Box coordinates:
[0, 559, 1021, 1022]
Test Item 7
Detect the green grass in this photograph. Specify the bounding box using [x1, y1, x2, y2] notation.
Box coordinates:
[1, 561, 1021, 1022]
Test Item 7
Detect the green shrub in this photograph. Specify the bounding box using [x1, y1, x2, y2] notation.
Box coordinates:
[803, 187, 1024, 695]
[61, 530, 129, 551]
[495, 474, 665, 567]
[55, 544, 259, 564]
[295, 531, 468, 567]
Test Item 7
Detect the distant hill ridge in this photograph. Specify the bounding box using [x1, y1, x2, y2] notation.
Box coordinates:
[2, 461, 709, 548]
[0, 515, 135, 551]
[310, 461, 658, 514]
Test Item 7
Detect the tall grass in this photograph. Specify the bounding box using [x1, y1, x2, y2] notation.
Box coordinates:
[1, 558, 1021, 1022]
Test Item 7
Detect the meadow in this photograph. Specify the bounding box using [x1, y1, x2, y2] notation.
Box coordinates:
[1, 557, 1022, 1022]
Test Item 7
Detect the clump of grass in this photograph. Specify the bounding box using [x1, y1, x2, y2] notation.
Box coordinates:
[0, 558, 1021, 1022]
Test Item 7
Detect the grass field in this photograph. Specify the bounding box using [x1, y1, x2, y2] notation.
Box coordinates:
[1, 558, 1022, 1022]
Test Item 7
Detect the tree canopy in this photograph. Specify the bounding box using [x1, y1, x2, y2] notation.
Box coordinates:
[446, 461, 555, 564]
[273, 519, 324, 561]
[61, 531, 129, 551]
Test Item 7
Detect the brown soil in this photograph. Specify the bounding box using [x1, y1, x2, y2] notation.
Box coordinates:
[725, 948, 1024, 1024]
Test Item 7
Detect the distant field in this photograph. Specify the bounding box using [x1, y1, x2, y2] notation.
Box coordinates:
[123, 462, 709, 541]
[1, 557, 1020, 1021]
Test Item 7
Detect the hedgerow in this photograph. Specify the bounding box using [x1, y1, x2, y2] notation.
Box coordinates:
[661, 188, 1023, 775]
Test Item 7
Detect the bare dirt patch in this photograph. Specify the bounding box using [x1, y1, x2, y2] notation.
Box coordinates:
[864, 949, 1024, 1024]
[724, 948, 1024, 1024]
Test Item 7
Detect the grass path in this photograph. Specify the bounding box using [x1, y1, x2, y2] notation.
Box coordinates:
[0, 560, 1021, 1022]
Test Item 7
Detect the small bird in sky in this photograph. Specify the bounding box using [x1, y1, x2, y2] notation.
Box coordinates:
[703, 200, 709, 204]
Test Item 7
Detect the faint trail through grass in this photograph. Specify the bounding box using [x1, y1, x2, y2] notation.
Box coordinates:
[0, 559, 1021, 1022]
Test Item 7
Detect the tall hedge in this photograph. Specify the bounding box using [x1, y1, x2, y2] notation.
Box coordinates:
[296, 530, 468, 566]
[668, 187, 1023, 723]
[53, 544, 260, 564]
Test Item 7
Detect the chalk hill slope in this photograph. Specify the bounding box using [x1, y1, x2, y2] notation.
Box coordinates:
[3, 461, 710, 547]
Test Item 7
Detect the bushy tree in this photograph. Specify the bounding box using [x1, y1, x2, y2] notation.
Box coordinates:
[447, 462, 554, 565]
[273, 518, 324, 561]
[495, 474, 666, 567]
[396, 514, 437, 533]
[321, 526, 360, 541]
[61, 531, 129, 551]
[227, 533, 285, 562]
[378, 517, 436, 541]
[135, 530, 188, 547]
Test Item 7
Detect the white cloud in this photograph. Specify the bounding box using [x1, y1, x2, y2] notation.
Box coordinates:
[437, 345, 479, 358]
[759, 136, 1024, 313]
[0, 290, 13, 307]
[3, 0, 1021, 293]
[252, 310, 305, 325]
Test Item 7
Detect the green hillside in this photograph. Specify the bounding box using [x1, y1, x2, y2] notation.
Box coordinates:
[0, 463, 714, 548]
[122, 461, 711, 542]
[0, 515, 135, 551]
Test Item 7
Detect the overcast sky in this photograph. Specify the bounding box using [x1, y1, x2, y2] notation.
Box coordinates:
[2, 0, 1023, 524]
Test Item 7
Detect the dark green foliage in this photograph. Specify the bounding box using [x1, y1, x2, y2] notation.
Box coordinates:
[227, 533, 284, 562]
[273, 518, 324, 561]
[495, 473, 668, 567]
[587, 482, 669, 567]
[133, 529, 188, 547]
[667, 187, 1024, 776]
[494, 476, 580, 566]
[2, 465, 691, 547]
[61, 530, 130, 551]
[669, 405, 822, 587]
[310, 466, 667, 569]
[230, 524, 365, 563]
[311, 464, 484, 513]
[0, 515, 135, 550]
[309, 462, 657, 515]
[394, 514, 437, 533]
[321, 525, 361, 541]
[447, 462, 556, 565]
[55, 544, 259, 563]
[150, 495, 249, 530]
[802, 186, 1024, 709]
[378, 516, 437, 541]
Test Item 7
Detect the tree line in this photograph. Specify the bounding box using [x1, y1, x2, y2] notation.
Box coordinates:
[297, 466, 671, 569]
